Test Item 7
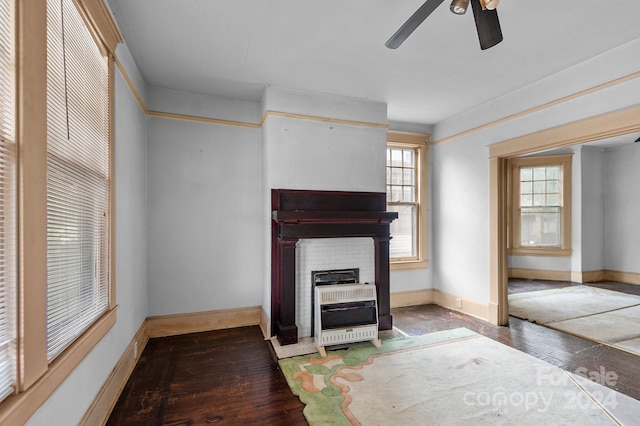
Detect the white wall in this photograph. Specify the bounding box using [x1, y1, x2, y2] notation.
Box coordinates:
[580, 147, 606, 272]
[261, 86, 392, 331]
[431, 39, 640, 305]
[605, 143, 640, 273]
[430, 134, 490, 303]
[146, 112, 263, 316]
[27, 45, 149, 425]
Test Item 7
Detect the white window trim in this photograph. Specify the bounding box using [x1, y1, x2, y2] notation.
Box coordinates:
[387, 131, 429, 270]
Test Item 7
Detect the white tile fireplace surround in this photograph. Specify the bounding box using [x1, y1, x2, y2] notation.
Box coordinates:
[295, 237, 375, 338]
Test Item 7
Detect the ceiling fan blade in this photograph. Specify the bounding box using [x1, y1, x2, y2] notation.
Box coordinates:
[385, 0, 446, 49]
[470, 0, 503, 50]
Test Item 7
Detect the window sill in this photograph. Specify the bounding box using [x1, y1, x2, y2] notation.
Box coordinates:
[510, 248, 572, 257]
[0, 307, 117, 425]
[390, 259, 428, 271]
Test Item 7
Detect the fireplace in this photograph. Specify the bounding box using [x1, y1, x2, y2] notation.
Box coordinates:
[271, 189, 397, 345]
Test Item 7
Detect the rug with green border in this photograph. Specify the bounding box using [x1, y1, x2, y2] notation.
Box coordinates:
[278, 328, 477, 425]
[278, 327, 638, 425]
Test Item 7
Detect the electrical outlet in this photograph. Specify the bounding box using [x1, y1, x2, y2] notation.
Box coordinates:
[456, 298, 462, 309]
[133, 341, 138, 359]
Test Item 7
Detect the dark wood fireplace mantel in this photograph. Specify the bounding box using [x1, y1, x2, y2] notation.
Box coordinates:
[271, 189, 398, 345]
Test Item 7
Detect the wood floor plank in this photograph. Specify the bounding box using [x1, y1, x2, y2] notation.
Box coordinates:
[107, 326, 307, 425]
[108, 294, 640, 424]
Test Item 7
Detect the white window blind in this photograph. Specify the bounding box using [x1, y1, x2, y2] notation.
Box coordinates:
[0, 0, 16, 402]
[46, 0, 110, 360]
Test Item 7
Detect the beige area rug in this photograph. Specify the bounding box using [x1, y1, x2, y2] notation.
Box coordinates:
[509, 286, 640, 356]
[509, 285, 640, 324]
[279, 328, 640, 425]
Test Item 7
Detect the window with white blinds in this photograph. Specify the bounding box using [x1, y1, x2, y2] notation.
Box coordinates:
[46, 0, 110, 360]
[0, 0, 16, 402]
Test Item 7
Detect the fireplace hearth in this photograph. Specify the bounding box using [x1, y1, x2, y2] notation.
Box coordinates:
[271, 189, 398, 345]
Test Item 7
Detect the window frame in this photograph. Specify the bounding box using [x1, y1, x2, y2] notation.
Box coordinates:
[0, 0, 119, 423]
[386, 131, 428, 270]
[0, 0, 17, 404]
[508, 154, 572, 256]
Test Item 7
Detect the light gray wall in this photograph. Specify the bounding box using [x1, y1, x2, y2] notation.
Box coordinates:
[580, 147, 606, 272]
[146, 113, 263, 316]
[430, 133, 490, 303]
[27, 45, 149, 425]
[605, 142, 640, 273]
[430, 38, 640, 304]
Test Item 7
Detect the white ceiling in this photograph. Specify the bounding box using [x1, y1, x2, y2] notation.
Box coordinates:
[107, 0, 640, 127]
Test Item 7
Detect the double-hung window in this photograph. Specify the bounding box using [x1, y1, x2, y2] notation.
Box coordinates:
[46, 0, 111, 360]
[0, 0, 118, 422]
[509, 154, 572, 256]
[386, 132, 428, 269]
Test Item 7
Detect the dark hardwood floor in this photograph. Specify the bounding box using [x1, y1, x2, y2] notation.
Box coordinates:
[107, 326, 307, 425]
[108, 299, 640, 425]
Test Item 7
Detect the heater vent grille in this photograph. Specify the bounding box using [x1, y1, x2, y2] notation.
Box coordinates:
[318, 284, 377, 304]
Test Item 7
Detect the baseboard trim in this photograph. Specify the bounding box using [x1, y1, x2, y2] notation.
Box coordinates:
[574, 270, 606, 283]
[390, 289, 489, 321]
[260, 307, 270, 339]
[79, 319, 149, 426]
[390, 289, 434, 308]
[147, 306, 261, 338]
[432, 290, 489, 321]
[604, 270, 640, 285]
[509, 268, 571, 282]
[509, 268, 640, 285]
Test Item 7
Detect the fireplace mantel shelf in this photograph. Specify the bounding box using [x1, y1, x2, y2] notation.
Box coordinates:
[272, 210, 398, 224]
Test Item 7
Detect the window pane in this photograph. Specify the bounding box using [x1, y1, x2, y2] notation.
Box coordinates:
[546, 180, 559, 193]
[520, 195, 532, 207]
[520, 181, 532, 195]
[391, 149, 402, 167]
[520, 168, 532, 181]
[533, 181, 545, 194]
[546, 194, 559, 206]
[546, 166, 560, 179]
[533, 194, 545, 206]
[403, 168, 414, 185]
[533, 167, 546, 180]
[390, 186, 402, 202]
[403, 186, 414, 202]
[403, 150, 414, 167]
[388, 204, 417, 258]
[391, 168, 402, 185]
[520, 207, 561, 247]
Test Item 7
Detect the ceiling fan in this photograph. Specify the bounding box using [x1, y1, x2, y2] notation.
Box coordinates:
[386, 0, 503, 50]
